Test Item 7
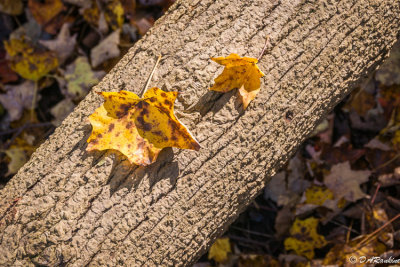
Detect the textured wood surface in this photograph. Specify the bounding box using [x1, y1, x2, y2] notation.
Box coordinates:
[0, 0, 399, 266]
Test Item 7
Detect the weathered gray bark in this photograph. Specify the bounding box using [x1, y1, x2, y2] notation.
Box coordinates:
[0, 0, 399, 266]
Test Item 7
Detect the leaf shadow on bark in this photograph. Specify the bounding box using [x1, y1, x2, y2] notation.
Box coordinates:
[106, 147, 179, 195]
[187, 90, 236, 116]
[81, 122, 180, 195]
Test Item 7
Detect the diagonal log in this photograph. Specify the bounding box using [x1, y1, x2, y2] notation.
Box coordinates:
[1, 0, 399, 266]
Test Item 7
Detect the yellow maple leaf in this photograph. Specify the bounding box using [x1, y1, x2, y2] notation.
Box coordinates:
[4, 38, 58, 81]
[284, 217, 327, 260]
[305, 185, 334, 205]
[208, 237, 231, 263]
[210, 53, 265, 109]
[87, 88, 200, 166]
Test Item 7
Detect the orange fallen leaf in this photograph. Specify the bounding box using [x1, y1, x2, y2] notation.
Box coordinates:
[210, 53, 265, 109]
[87, 88, 200, 165]
[28, 0, 64, 26]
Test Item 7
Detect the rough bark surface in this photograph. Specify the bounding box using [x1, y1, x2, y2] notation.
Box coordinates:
[0, 0, 399, 266]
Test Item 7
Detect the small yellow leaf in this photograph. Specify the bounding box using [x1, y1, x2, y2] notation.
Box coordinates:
[210, 53, 264, 108]
[304, 185, 334, 206]
[83, 0, 124, 30]
[208, 237, 231, 263]
[87, 88, 200, 166]
[284, 217, 327, 260]
[105, 0, 124, 30]
[4, 137, 36, 176]
[4, 38, 58, 81]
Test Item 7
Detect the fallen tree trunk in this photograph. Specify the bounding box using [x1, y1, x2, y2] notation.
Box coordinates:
[1, 0, 399, 266]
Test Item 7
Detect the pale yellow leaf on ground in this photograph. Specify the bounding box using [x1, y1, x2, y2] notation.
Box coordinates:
[208, 237, 231, 263]
[64, 56, 104, 99]
[4, 138, 36, 176]
[304, 185, 334, 206]
[5, 147, 28, 176]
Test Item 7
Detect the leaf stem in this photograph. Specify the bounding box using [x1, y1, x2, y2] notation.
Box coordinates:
[31, 81, 38, 122]
[140, 55, 162, 98]
[356, 212, 400, 250]
[257, 35, 270, 61]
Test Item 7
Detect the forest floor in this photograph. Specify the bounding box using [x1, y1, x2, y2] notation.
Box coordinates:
[1, 1, 400, 266]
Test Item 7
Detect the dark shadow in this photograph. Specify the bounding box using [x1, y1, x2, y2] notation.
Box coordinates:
[233, 94, 246, 115]
[107, 154, 138, 195]
[188, 90, 236, 116]
[147, 148, 179, 187]
[106, 148, 180, 195]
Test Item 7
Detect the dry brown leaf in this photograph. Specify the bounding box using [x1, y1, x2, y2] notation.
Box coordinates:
[324, 161, 371, 202]
[39, 24, 77, 64]
[90, 30, 121, 68]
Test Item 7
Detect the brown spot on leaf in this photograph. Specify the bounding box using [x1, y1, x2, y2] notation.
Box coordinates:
[164, 100, 172, 107]
[153, 130, 162, 136]
[108, 123, 115, 132]
[126, 121, 134, 129]
[161, 92, 167, 97]
[136, 100, 145, 109]
[136, 136, 145, 150]
[140, 108, 149, 117]
[119, 103, 132, 115]
[136, 116, 152, 131]
[91, 139, 99, 145]
[158, 106, 170, 116]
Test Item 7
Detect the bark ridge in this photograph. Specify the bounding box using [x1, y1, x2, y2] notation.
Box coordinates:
[0, 0, 399, 266]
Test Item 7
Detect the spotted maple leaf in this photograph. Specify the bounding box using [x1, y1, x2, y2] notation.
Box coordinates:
[284, 217, 327, 260]
[87, 87, 200, 165]
[210, 53, 265, 109]
[4, 37, 58, 81]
